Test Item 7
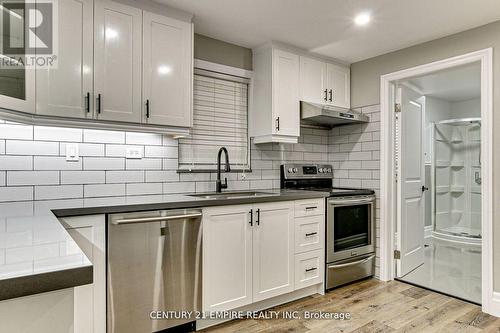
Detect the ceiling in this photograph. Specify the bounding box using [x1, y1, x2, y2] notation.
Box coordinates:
[155, 0, 500, 63]
[405, 62, 481, 102]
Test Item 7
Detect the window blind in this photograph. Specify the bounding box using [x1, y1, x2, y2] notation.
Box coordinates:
[178, 69, 250, 170]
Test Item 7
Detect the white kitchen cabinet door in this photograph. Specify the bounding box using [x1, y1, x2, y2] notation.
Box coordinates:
[325, 63, 350, 108]
[36, 0, 93, 118]
[143, 12, 192, 127]
[203, 205, 253, 312]
[61, 215, 106, 333]
[94, 0, 142, 123]
[252, 201, 295, 302]
[299, 56, 327, 105]
[273, 49, 299, 136]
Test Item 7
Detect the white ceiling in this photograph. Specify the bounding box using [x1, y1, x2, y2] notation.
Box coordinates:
[155, 0, 500, 63]
[405, 62, 481, 102]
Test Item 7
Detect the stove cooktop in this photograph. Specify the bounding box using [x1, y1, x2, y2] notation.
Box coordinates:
[298, 187, 375, 197]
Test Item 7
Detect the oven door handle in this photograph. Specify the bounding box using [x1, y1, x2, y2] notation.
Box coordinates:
[329, 199, 374, 205]
[327, 255, 375, 269]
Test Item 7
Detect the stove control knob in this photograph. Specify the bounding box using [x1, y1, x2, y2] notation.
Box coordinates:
[318, 168, 323, 173]
[288, 168, 293, 173]
[293, 168, 298, 173]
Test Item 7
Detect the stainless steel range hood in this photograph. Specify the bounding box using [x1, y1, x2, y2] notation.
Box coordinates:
[300, 101, 369, 127]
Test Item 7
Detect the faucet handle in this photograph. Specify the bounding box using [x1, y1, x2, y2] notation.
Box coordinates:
[222, 177, 228, 189]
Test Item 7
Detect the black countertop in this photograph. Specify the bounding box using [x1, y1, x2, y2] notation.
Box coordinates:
[0, 189, 329, 301]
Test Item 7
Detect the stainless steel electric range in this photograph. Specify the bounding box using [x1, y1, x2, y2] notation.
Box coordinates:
[280, 163, 376, 290]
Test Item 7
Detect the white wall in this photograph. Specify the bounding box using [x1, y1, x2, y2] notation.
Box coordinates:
[451, 98, 481, 118]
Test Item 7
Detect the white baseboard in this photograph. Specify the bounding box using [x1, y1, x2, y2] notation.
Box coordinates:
[488, 292, 500, 318]
[424, 226, 433, 239]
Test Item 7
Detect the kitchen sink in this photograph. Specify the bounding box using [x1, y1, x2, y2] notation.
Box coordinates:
[188, 191, 277, 200]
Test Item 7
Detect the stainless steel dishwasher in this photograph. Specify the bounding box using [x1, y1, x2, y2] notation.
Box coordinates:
[107, 209, 202, 333]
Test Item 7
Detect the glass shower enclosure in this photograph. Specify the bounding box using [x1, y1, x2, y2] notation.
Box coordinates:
[433, 118, 481, 240]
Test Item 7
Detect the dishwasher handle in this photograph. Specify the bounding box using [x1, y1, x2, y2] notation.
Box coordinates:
[111, 212, 202, 225]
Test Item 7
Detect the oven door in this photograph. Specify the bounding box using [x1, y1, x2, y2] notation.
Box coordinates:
[327, 196, 375, 263]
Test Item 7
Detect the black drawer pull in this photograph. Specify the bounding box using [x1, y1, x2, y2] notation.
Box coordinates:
[305, 232, 317, 237]
[249, 209, 253, 226]
[305, 206, 317, 210]
[305, 267, 317, 272]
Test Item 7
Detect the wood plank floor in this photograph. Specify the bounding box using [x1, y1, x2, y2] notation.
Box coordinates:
[201, 279, 500, 333]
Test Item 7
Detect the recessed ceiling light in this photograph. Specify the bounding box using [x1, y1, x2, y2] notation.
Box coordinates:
[354, 12, 371, 26]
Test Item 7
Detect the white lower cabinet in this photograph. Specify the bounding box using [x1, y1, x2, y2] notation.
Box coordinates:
[202, 204, 254, 312]
[203, 199, 324, 313]
[61, 214, 106, 333]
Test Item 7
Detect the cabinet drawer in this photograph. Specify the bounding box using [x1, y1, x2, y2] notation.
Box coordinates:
[295, 215, 324, 254]
[294, 250, 324, 290]
[294, 198, 324, 217]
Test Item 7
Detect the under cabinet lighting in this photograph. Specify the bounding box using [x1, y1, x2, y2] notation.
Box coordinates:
[354, 12, 371, 26]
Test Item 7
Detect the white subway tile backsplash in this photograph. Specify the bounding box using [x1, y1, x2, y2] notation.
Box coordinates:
[126, 132, 162, 145]
[163, 182, 195, 194]
[34, 126, 82, 142]
[0, 140, 4, 154]
[84, 157, 124, 170]
[145, 170, 178, 182]
[61, 171, 105, 185]
[105, 144, 143, 157]
[144, 146, 177, 158]
[126, 183, 162, 196]
[162, 158, 178, 170]
[83, 129, 125, 144]
[6, 141, 59, 156]
[60, 143, 104, 157]
[0, 156, 33, 170]
[0, 187, 33, 202]
[0, 172, 5, 186]
[7, 171, 59, 186]
[34, 156, 82, 170]
[5, 246, 33, 264]
[0, 124, 33, 140]
[35, 185, 83, 200]
[126, 158, 161, 170]
[106, 170, 144, 183]
[84, 184, 125, 198]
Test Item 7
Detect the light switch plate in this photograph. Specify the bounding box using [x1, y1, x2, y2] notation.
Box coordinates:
[65, 143, 79, 162]
[126, 147, 143, 159]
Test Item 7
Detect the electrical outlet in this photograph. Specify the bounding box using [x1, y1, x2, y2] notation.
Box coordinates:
[126, 147, 143, 159]
[65, 143, 79, 162]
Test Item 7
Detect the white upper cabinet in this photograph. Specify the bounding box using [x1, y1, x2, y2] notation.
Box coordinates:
[143, 12, 192, 127]
[325, 63, 350, 108]
[37, 0, 93, 118]
[94, 0, 142, 123]
[299, 56, 327, 105]
[252, 45, 300, 144]
[299, 56, 350, 108]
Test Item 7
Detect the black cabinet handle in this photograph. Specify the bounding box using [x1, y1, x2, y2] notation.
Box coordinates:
[275, 117, 280, 131]
[324, 89, 328, 101]
[329, 89, 333, 102]
[256, 208, 260, 226]
[305, 206, 317, 210]
[305, 267, 317, 272]
[249, 209, 253, 226]
[85, 92, 90, 113]
[146, 99, 150, 118]
[96, 93, 101, 114]
[305, 232, 317, 237]
[421, 185, 429, 192]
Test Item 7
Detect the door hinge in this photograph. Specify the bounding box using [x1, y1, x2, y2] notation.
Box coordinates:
[394, 250, 401, 260]
[394, 103, 401, 113]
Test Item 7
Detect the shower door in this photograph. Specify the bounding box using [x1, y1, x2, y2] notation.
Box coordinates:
[433, 119, 481, 239]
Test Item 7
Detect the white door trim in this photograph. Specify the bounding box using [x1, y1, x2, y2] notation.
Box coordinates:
[379, 48, 494, 315]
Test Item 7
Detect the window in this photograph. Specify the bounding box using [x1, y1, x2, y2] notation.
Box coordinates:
[178, 68, 250, 171]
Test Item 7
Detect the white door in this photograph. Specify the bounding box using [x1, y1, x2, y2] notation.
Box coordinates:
[37, 0, 93, 118]
[396, 86, 425, 277]
[326, 63, 350, 108]
[252, 201, 294, 302]
[202, 205, 253, 312]
[299, 56, 327, 104]
[273, 49, 299, 136]
[94, 0, 142, 123]
[143, 12, 192, 127]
